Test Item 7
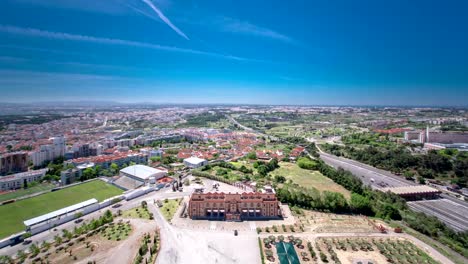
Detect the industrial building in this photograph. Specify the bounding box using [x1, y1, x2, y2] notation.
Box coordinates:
[183, 157, 208, 168]
[404, 128, 468, 144]
[116, 165, 167, 190]
[188, 191, 281, 221]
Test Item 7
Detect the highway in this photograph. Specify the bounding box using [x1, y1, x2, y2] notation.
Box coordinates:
[319, 151, 416, 189]
[319, 150, 468, 232]
[408, 198, 468, 232]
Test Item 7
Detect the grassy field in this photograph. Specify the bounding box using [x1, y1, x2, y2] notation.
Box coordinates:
[159, 199, 181, 221]
[122, 206, 152, 220]
[0, 183, 56, 203]
[0, 180, 123, 239]
[101, 222, 132, 241]
[271, 162, 351, 199]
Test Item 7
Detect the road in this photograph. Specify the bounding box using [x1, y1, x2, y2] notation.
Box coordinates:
[226, 115, 279, 141]
[408, 197, 468, 232]
[318, 149, 468, 232]
[228, 116, 468, 234]
[319, 151, 415, 189]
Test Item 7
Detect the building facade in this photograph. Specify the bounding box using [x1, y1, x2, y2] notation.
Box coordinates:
[0, 168, 48, 191]
[0, 152, 28, 175]
[183, 157, 208, 168]
[30, 136, 66, 167]
[188, 192, 281, 221]
[60, 168, 82, 186]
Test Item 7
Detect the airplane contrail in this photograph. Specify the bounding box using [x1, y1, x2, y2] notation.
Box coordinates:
[141, 0, 189, 40]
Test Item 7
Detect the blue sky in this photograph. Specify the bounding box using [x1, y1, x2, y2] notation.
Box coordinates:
[0, 0, 467, 106]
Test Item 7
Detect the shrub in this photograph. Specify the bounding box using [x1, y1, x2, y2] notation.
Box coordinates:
[320, 252, 328, 262]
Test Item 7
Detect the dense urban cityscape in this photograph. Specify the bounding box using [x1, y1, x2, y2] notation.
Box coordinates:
[1, 0, 468, 263]
[0, 104, 466, 264]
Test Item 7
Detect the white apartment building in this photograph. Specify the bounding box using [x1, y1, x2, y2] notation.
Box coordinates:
[30, 136, 66, 167]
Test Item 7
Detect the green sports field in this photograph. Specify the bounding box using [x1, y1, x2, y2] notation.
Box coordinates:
[0, 180, 123, 239]
[0, 182, 56, 203]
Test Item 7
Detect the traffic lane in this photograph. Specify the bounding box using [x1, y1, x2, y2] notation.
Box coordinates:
[408, 199, 468, 232]
[320, 153, 412, 188]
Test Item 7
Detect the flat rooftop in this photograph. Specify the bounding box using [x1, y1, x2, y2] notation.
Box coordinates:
[184, 157, 207, 164]
[382, 185, 440, 195]
[24, 198, 98, 227]
[120, 165, 166, 180]
[0, 168, 48, 182]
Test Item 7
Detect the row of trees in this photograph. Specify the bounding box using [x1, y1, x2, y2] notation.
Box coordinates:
[313, 159, 468, 258]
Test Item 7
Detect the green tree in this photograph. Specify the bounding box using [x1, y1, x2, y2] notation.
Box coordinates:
[246, 152, 257, 160]
[110, 163, 119, 174]
[257, 165, 268, 176]
[82, 168, 94, 181]
[297, 157, 318, 170]
[350, 193, 372, 215]
[150, 156, 161, 163]
[275, 175, 286, 183]
[322, 191, 348, 212]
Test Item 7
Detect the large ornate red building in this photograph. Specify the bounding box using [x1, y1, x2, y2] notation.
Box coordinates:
[188, 191, 281, 221]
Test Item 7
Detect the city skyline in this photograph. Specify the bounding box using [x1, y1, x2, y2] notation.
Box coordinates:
[1, 0, 468, 106]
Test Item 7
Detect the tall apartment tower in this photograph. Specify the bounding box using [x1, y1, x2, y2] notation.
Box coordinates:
[425, 126, 430, 143]
[50, 136, 66, 157]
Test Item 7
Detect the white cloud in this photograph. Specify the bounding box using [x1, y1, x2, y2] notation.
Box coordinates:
[221, 17, 294, 44]
[0, 24, 247, 61]
[141, 0, 189, 40]
[12, 0, 128, 14]
[0, 69, 127, 84]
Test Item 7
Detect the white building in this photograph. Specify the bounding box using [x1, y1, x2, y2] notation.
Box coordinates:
[183, 157, 208, 168]
[0, 169, 48, 191]
[119, 165, 167, 183]
[30, 136, 66, 167]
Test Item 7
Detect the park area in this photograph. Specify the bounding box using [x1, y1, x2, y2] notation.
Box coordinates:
[271, 162, 351, 199]
[0, 180, 123, 239]
[8, 216, 159, 264]
[158, 198, 181, 221]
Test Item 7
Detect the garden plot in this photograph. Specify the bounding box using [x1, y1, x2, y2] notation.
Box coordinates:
[315, 237, 439, 264]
